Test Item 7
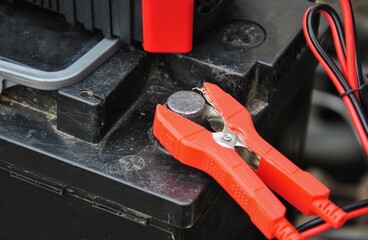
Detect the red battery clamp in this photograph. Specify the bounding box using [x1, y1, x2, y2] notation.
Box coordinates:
[153, 83, 348, 240]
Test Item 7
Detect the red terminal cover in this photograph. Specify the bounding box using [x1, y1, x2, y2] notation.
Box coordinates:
[142, 0, 194, 53]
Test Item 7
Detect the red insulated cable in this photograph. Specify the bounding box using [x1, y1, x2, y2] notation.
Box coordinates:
[300, 206, 368, 239]
[303, 8, 368, 154]
[340, 0, 359, 99]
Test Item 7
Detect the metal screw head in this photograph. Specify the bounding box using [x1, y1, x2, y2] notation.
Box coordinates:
[223, 133, 233, 141]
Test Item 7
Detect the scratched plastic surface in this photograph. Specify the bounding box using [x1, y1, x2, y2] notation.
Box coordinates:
[0, 0, 317, 239]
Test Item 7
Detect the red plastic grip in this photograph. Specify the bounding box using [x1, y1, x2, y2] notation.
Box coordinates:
[257, 152, 348, 228]
[142, 0, 194, 53]
[153, 105, 301, 240]
[201, 83, 348, 229]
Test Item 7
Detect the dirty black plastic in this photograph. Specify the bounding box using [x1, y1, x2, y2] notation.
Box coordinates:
[164, 0, 316, 161]
[0, 1, 101, 71]
[57, 49, 148, 143]
[8, 0, 233, 44]
[0, 0, 315, 239]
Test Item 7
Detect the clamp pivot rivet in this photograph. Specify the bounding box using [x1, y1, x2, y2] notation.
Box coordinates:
[223, 133, 233, 141]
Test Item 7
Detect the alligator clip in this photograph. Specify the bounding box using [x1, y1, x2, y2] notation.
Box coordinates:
[153, 83, 347, 240]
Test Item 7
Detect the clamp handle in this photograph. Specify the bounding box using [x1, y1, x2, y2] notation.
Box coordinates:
[153, 105, 301, 240]
[202, 83, 347, 228]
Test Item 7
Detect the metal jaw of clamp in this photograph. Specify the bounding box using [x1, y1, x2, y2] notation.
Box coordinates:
[153, 83, 347, 240]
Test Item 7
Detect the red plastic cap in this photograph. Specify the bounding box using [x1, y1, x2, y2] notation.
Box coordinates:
[142, 0, 194, 53]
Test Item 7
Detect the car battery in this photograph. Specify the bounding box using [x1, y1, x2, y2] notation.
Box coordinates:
[6, 0, 233, 53]
[0, 0, 315, 239]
